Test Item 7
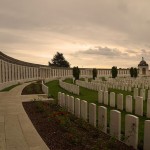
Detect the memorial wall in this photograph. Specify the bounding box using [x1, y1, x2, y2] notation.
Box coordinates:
[0, 51, 130, 90]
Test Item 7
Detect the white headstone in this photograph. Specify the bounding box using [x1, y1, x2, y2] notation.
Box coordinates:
[125, 114, 139, 149]
[134, 88, 138, 99]
[104, 91, 108, 105]
[126, 95, 132, 113]
[98, 106, 107, 133]
[110, 92, 115, 107]
[135, 96, 143, 116]
[147, 99, 150, 118]
[110, 110, 121, 140]
[98, 90, 103, 103]
[89, 103, 96, 127]
[81, 100, 88, 121]
[75, 98, 80, 118]
[117, 93, 123, 110]
[140, 89, 146, 100]
[144, 120, 150, 150]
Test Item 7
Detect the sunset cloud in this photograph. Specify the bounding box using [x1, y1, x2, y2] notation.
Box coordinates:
[0, 0, 150, 68]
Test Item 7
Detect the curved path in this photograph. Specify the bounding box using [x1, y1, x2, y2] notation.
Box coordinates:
[0, 83, 49, 150]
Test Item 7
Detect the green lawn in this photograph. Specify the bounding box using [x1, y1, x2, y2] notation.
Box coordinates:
[46, 79, 148, 149]
[0, 83, 20, 92]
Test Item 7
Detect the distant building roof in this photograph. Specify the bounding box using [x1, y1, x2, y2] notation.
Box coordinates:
[138, 57, 148, 66]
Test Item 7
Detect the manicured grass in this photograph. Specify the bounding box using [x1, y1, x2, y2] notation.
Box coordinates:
[0, 83, 20, 92]
[46, 79, 148, 148]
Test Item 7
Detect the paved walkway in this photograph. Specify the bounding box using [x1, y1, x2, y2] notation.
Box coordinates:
[0, 83, 49, 150]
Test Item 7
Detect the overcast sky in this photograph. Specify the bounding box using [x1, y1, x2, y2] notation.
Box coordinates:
[0, 0, 150, 68]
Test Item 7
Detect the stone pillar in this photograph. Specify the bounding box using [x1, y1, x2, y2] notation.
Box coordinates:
[89, 103, 96, 127]
[12, 64, 14, 81]
[126, 95, 132, 113]
[110, 92, 115, 107]
[110, 110, 121, 140]
[135, 96, 143, 116]
[5, 62, 8, 82]
[17, 65, 20, 80]
[75, 98, 80, 118]
[98, 90, 103, 103]
[117, 93, 123, 110]
[81, 100, 88, 121]
[125, 115, 139, 149]
[1, 60, 5, 82]
[98, 106, 107, 133]
[104, 91, 108, 105]
[144, 120, 150, 150]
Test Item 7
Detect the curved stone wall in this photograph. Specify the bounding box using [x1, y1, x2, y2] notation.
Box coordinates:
[0, 51, 130, 90]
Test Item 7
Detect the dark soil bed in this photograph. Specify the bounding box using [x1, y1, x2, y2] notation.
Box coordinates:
[23, 101, 134, 150]
[22, 81, 44, 95]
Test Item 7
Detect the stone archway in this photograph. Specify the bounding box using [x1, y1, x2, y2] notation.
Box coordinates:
[142, 68, 146, 75]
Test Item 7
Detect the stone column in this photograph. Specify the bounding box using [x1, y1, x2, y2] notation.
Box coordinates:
[8, 63, 12, 82]
[12, 64, 14, 81]
[5, 62, 8, 82]
[2, 60, 5, 82]
[17, 65, 20, 80]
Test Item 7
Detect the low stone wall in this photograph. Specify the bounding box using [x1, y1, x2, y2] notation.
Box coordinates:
[42, 81, 49, 95]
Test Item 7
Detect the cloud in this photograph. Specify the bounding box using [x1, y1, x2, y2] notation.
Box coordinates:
[76, 47, 129, 58]
[1, 0, 150, 68]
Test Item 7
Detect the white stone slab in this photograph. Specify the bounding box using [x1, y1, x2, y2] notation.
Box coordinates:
[125, 114, 139, 149]
[98, 106, 107, 133]
[110, 110, 121, 140]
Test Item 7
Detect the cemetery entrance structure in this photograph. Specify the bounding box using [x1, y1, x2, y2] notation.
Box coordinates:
[138, 57, 149, 76]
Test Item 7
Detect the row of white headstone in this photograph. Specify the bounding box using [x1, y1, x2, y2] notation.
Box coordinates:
[82, 76, 150, 92]
[57, 92, 150, 150]
[133, 88, 150, 100]
[76, 79, 133, 92]
[98, 90, 150, 118]
[76, 80, 106, 91]
[76, 79, 150, 102]
[59, 79, 79, 95]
